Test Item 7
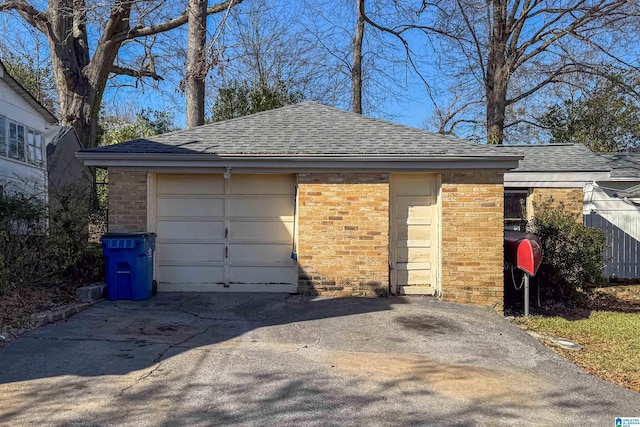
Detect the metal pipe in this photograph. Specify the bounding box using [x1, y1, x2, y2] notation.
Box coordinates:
[524, 273, 530, 317]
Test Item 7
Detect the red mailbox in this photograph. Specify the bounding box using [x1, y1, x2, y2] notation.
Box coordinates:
[504, 231, 542, 276]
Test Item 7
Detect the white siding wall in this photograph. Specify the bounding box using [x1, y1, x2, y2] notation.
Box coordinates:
[584, 182, 640, 278]
[0, 78, 48, 196]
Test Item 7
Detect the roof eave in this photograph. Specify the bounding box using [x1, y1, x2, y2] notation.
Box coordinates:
[76, 152, 523, 171]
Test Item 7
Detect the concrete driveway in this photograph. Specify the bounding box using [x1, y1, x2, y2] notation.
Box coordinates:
[0, 294, 638, 426]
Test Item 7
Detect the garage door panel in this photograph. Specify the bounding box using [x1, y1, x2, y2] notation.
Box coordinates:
[396, 196, 433, 220]
[396, 246, 431, 263]
[229, 266, 294, 285]
[396, 267, 431, 286]
[228, 243, 292, 262]
[393, 179, 434, 196]
[158, 242, 224, 263]
[157, 220, 224, 240]
[230, 174, 295, 195]
[157, 197, 224, 218]
[396, 224, 431, 241]
[228, 197, 294, 218]
[157, 174, 224, 195]
[158, 265, 225, 285]
[230, 221, 294, 242]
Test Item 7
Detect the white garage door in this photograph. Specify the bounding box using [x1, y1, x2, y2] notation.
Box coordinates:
[390, 173, 438, 295]
[155, 174, 297, 292]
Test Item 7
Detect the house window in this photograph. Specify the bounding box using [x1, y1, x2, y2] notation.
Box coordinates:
[505, 190, 529, 231]
[3, 119, 44, 166]
[0, 117, 5, 156]
[9, 122, 26, 161]
[27, 129, 43, 166]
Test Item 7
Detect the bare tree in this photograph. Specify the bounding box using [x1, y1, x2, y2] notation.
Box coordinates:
[213, 0, 350, 110]
[185, 0, 208, 128]
[300, 0, 416, 116]
[0, 0, 242, 148]
[364, 0, 640, 143]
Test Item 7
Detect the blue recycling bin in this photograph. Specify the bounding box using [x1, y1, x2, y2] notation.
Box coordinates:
[100, 232, 156, 301]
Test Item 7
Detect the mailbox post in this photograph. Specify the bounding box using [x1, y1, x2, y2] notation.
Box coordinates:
[504, 231, 543, 317]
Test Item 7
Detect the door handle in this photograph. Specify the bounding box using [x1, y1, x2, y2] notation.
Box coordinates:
[225, 246, 228, 258]
[225, 227, 228, 238]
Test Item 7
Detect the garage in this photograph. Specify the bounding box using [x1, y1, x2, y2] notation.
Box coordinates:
[153, 173, 297, 292]
[80, 102, 522, 306]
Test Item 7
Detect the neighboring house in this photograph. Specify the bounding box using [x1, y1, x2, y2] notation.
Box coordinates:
[0, 60, 56, 198]
[585, 153, 640, 278]
[46, 125, 92, 204]
[78, 102, 523, 307]
[497, 144, 611, 229]
[498, 144, 640, 279]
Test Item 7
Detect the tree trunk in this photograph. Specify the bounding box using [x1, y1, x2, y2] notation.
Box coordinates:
[351, 0, 365, 114]
[485, 68, 508, 144]
[45, 0, 132, 149]
[485, 0, 508, 144]
[186, 0, 208, 128]
[3, 0, 242, 147]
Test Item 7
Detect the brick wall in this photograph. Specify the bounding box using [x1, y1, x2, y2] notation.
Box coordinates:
[297, 173, 389, 296]
[108, 170, 148, 232]
[440, 172, 504, 308]
[531, 188, 583, 221]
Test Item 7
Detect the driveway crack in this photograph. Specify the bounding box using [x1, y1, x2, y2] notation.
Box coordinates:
[119, 325, 213, 396]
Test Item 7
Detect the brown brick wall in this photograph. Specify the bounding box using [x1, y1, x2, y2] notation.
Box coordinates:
[297, 173, 389, 296]
[530, 188, 583, 221]
[440, 172, 504, 308]
[108, 170, 148, 232]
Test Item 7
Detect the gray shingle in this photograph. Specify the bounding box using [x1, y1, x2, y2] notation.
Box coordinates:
[83, 102, 508, 157]
[599, 153, 640, 179]
[494, 144, 610, 172]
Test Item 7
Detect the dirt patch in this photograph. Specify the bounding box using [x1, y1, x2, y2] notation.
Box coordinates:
[0, 285, 80, 343]
[593, 285, 640, 305]
[328, 351, 548, 404]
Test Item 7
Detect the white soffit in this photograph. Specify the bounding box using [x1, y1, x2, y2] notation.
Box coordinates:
[504, 171, 611, 188]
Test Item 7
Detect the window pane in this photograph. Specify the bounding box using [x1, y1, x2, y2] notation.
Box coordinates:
[504, 192, 527, 220]
[9, 123, 17, 158]
[17, 125, 25, 161]
[35, 132, 43, 165]
[27, 129, 35, 163]
[0, 118, 5, 156]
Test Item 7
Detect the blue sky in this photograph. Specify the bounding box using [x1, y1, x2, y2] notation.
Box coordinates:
[93, 1, 440, 130]
[5, 0, 634, 143]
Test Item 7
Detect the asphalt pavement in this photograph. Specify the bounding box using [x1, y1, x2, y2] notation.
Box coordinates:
[0, 293, 638, 426]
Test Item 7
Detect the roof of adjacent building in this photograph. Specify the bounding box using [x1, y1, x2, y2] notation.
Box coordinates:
[494, 143, 611, 172]
[599, 152, 640, 179]
[81, 102, 514, 158]
[0, 60, 57, 123]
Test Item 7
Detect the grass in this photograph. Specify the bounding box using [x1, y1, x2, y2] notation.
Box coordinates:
[517, 310, 640, 392]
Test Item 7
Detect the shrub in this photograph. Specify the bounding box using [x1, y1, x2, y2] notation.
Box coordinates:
[527, 197, 606, 302]
[0, 189, 104, 294]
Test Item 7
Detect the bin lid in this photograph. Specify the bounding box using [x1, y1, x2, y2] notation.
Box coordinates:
[100, 232, 157, 240]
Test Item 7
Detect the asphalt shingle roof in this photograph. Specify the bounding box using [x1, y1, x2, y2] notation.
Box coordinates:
[599, 153, 640, 179]
[494, 143, 611, 172]
[83, 102, 509, 157]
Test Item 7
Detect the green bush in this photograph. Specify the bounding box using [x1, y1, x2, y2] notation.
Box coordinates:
[527, 198, 606, 302]
[0, 189, 104, 294]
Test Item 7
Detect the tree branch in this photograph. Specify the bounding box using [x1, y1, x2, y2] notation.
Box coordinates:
[111, 65, 164, 81]
[455, 0, 486, 83]
[111, 0, 243, 43]
[0, 0, 47, 33]
[514, 0, 628, 69]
